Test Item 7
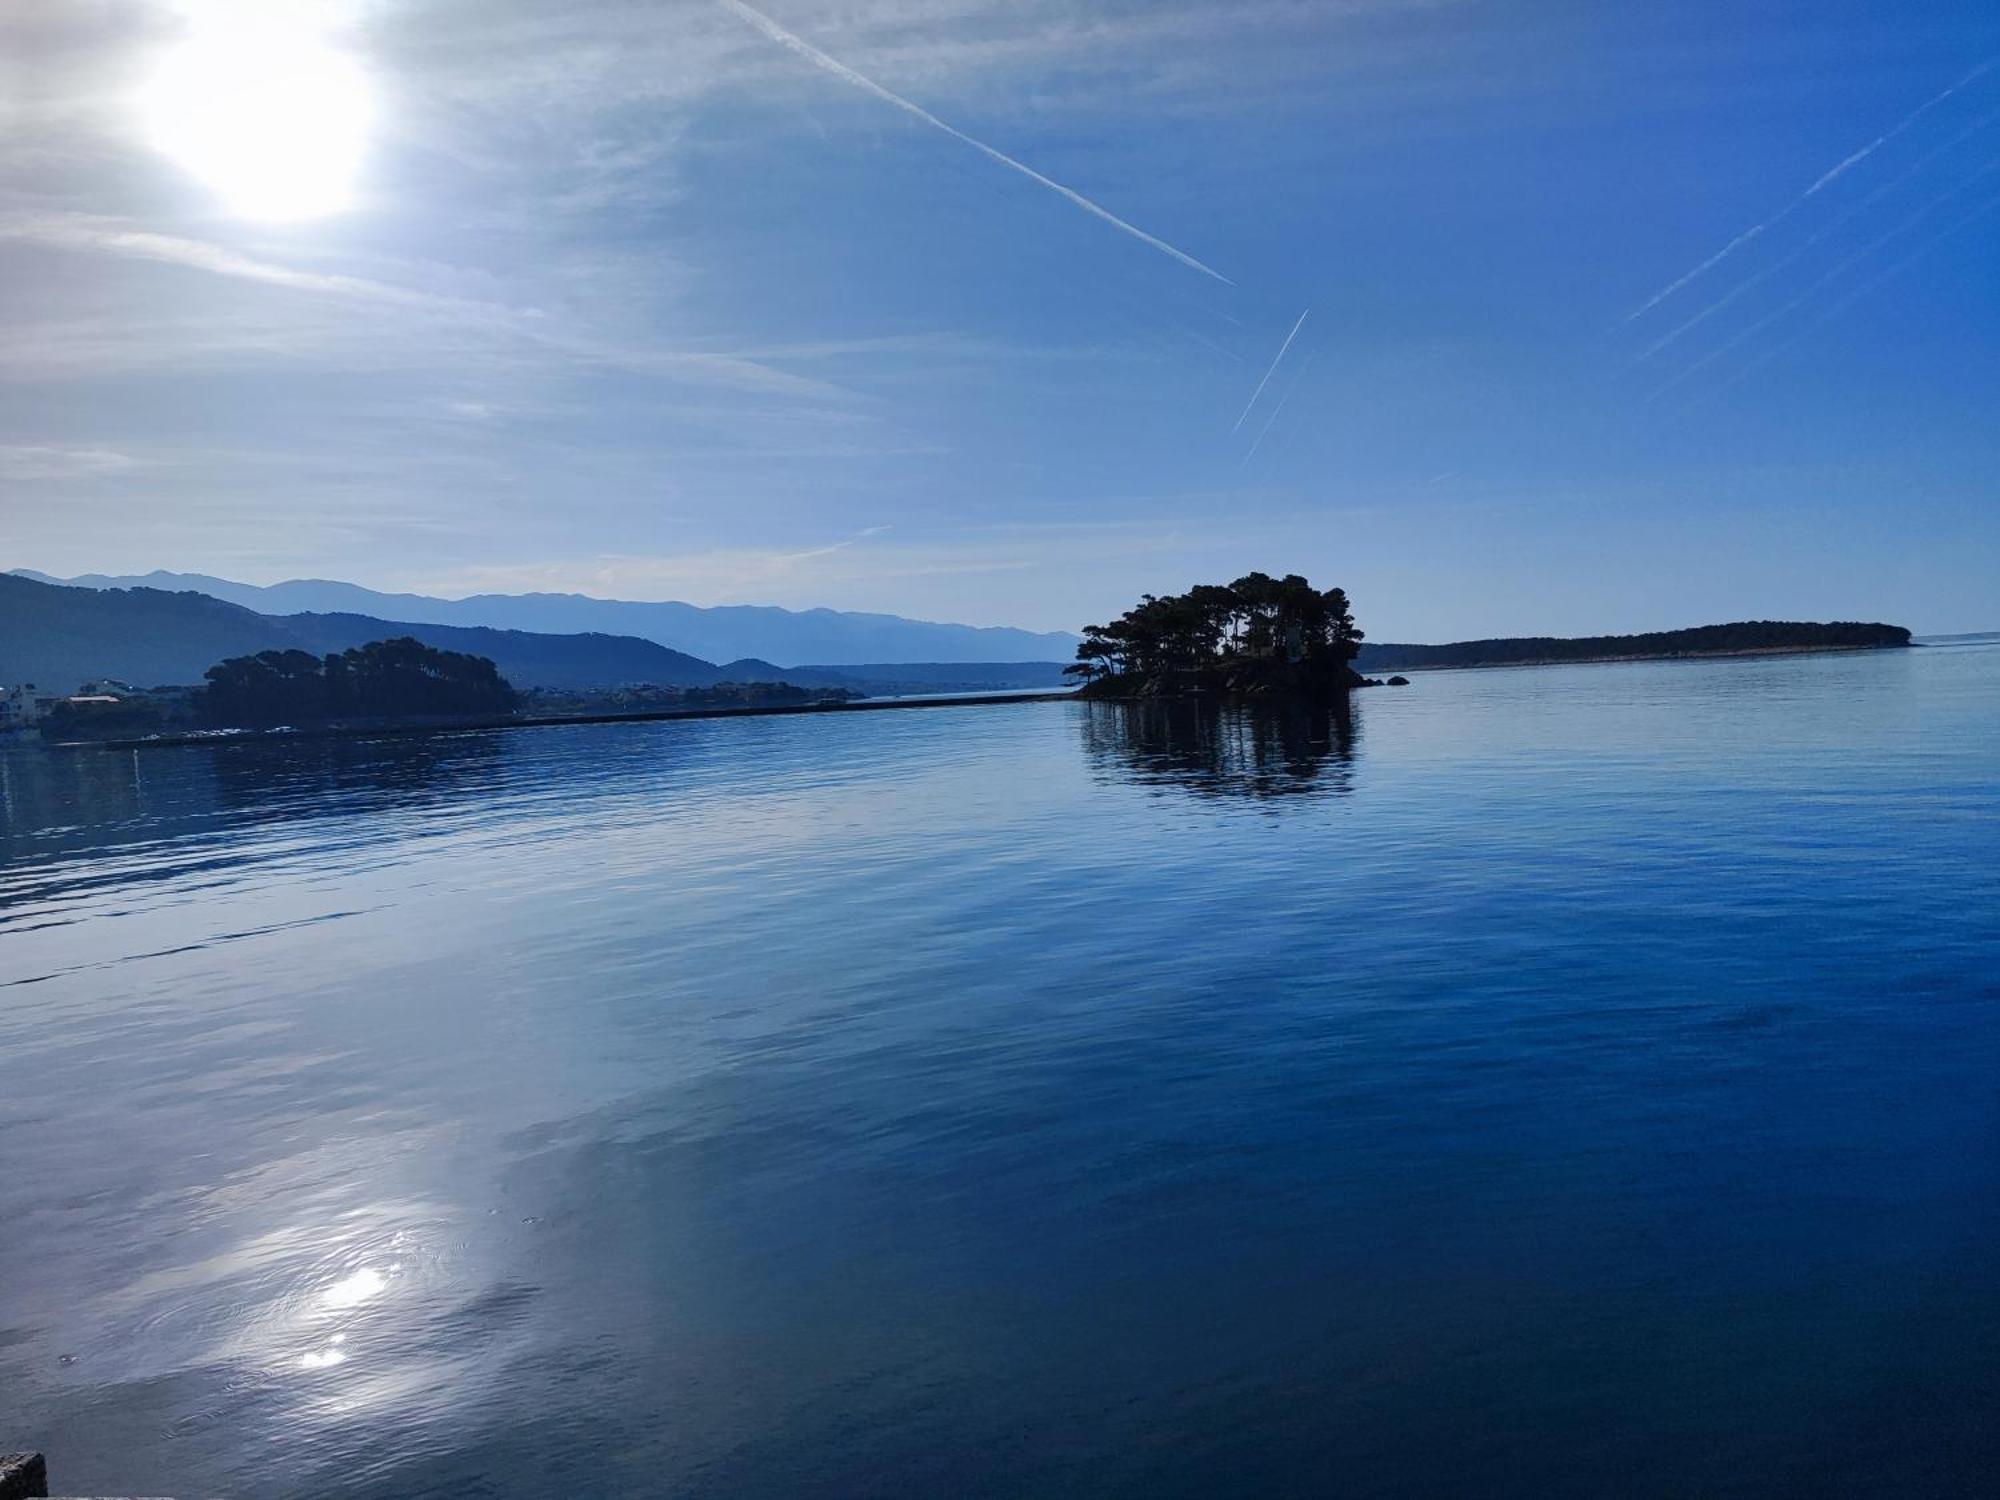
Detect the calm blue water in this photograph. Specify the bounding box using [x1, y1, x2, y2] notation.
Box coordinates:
[3, 644, 1998, 1498]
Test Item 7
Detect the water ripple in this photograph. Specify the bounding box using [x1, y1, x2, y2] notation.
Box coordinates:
[4, 649, 1998, 1497]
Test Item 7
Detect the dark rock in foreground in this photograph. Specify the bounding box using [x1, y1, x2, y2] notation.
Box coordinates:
[0, 1452, 47, 1499]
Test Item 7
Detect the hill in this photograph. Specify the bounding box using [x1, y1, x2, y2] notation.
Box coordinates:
[0, 573, 726, 691]
[1355, 621, 1912, 672]
[13, 569, 1081, 667]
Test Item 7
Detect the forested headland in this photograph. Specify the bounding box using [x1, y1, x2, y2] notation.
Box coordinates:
[199, 638, 518, 727]
[1355, 620, 1913, 673]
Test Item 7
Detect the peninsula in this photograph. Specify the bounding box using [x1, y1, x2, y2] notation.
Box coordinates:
[1355, 620, 1913, 674]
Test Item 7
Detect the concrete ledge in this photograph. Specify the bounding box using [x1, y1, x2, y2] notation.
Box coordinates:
[71, 688, 1078, 752]
[1, 1451, 179, 1498]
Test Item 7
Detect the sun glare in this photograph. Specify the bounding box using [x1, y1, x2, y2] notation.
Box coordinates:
[138, 19, 373, 221]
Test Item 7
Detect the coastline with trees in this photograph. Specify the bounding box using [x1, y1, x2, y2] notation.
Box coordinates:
[29, 639, 877, 744]
[1063, 575, 1912, 701]
[21, 600, 1919, 750]
[1354, 620, 1913, 673]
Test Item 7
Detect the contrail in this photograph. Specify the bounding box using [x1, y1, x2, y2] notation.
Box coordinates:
[1242, 348, 1319, 464]
[1624, 56, 1996, 322]
[1627, 225, 1769, 325]
[719, 0, 1230, 284]
[1647, 156, 2000, 403]
[1636, 103, 2000, 361]
[1710, 189, 2000, 399]
[1230, 308, 1309, 433]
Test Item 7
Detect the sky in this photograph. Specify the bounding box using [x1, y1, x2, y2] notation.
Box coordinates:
[2, 0, 1997, 639]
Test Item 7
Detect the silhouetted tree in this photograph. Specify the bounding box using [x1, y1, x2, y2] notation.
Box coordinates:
[1071, 573, 1366, 698]
[324, 637, 517, 718]
[200, 649, 329, 726]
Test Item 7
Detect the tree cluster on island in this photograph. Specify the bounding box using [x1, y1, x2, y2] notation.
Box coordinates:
[199, 637, 518, 727]
[1067, 573, 1370, 699]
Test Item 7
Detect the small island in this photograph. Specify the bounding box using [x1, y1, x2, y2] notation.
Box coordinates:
[34, 637, 521, 740]
[1067, 573, 1370, 699]
[200, 637, 519, 727]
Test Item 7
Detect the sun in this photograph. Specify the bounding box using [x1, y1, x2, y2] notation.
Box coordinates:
[138, 22, 374, 221]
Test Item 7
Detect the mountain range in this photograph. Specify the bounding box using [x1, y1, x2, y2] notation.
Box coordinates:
[12, 570, 1080, 667]
[0, 572, 728, 692]
[1, 572, 1075, 696]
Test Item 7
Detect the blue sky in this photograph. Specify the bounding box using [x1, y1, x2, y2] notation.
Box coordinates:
[3, 0, 1997, 637]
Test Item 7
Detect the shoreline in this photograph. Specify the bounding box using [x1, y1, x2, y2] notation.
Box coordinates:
[37, 643, 1925, 751]
[57, 688, 1079, 753]
[1076, 641, 1914, 703]
[1367, 641, 1913, 676]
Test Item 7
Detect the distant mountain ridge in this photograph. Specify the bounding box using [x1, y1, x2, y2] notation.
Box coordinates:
[1, 573, 1076, 697]
[12, 569, 1080, 667]
[0, 573, 727, 692]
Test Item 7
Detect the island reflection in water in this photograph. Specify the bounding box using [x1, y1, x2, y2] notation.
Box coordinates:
[1078, 695, 1359, 800]
[4, 694, 1362, 866]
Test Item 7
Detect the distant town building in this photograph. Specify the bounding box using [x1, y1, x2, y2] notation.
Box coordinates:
[1, 684, 53, 732]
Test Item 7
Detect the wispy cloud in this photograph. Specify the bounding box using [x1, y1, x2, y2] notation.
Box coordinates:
[1624, 56, 1996, 322]
[719, 0, 1231, 283]
[407, 531, 1046, 607]
[1, 212, 850, 398]
[3, 215, 452, 305]
[780, 522, 893, 562]
[1230, 308, 1309, 432]
[0, 443, 147, 481]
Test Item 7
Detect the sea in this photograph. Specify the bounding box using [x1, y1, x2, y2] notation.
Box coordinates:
[3, 639, 1997, 1498]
